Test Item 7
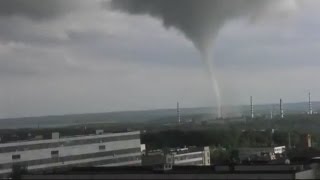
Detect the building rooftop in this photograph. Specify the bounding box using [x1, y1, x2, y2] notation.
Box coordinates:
[168, 146, 207, 154]
[0, 131, 140, 147]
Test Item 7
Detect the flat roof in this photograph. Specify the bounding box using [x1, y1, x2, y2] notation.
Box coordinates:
[0, 131, 140, 147]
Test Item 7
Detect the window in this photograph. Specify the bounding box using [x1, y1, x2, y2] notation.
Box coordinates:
[51, 150, 59, 157]
[99, 145, 105, 150]
[12, 154, 20, 160]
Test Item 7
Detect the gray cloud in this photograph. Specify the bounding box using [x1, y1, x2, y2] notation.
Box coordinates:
[109, 0, 297, 52]
[0, 0, 79, 20]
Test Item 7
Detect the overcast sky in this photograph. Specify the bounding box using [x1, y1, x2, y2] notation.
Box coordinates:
[0, 0, 319, 118]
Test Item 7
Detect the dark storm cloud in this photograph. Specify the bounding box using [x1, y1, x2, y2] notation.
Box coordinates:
[0, 0, 78, 20]
[109, 0, 296, 52]
[0, 0, 91, 45]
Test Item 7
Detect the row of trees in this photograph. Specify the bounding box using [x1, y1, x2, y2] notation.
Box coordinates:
[141, 128, 304, 150]
[141, 127, 319, 164]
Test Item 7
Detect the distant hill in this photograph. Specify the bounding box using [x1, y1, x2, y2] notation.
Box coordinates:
[0, 101, 319, 129]
[0, 108, 214, 129]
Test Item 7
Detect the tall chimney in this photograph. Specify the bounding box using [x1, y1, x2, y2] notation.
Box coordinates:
[177, 102, 181, 124]
[280, 99, 284, 119]
[309, 92, 313, 115]
[250, 96, 254, 119]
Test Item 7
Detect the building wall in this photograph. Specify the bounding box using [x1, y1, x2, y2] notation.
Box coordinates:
[173, 147, 210, 166]
[0, 131, 140, 151]
[274, 146, 286, 154]
[142, 146, 210, 167]
[238, 148, 274, 161]
[0, 139, 140, 163]
[203, 146, 210, 165]
[0, 131, 141, 178]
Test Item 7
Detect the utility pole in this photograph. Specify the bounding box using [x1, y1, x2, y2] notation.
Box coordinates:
[250, 96, 254, 119]
[309, 92, 313, 115]
[177, 102, 181, 124]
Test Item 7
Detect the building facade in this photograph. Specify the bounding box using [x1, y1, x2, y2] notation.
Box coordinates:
[142, 146, 210, 168]
[172, 147, 210, 166]
[274, 146, 286, 154]
[0, 131, 142, 178]
[238, 146, 287, 162]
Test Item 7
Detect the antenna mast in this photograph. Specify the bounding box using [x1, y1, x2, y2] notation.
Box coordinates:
[250, 96, 254, 119]
[309, 92, 313, 115]
[177, 102, 181, 124]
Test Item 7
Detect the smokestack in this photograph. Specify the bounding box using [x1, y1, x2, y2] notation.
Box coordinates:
[280, 99, 284, 119]
[177, 102, 181, 124]
[250, 96, 254, 119]
[309, 92, 313, 115]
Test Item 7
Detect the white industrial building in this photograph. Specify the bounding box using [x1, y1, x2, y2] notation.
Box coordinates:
[142, 146, 210, 168]
[0, 130, 142, 178]
[172, 147, 210, 166]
